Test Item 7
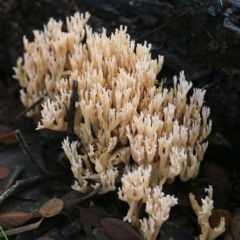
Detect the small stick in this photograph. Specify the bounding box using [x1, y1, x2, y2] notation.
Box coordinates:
[3, 166, 25, 191]
[136, 8, 190, 41]
[0, 217, 44, 237]
[67, 80, 78, 142]
[0, 176, 47, 206]
[64, 184, 102, 209]
[15, 95, 46, 121]
[14, 129, 64, 178]
[15, 130, 46, 175]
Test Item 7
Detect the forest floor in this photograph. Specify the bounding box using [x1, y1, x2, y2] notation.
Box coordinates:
[0, 0, 240, 239]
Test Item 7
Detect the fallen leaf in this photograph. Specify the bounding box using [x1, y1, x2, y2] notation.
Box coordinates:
[39, 199, 64, 218]
[2, 194, 49, 219]
[80, 207, 112, 240]
[0, 211, 32, 229]
[0, 131, 18, 145]
[0, 125, 13, 136]
[209, 209, 232, 230]
[101, 218, 143, 240]
[93, 227, 113, 240]
[0, 166, 10, 180]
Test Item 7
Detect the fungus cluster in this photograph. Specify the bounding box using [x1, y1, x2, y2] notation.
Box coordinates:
[13, 12, 218, 240]
[189, 186, 226, 240]
[13, 12, 90, 116]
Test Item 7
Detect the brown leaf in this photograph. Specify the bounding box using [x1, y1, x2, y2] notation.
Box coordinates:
[0, 125, 13, 136]
[0, 131, 18, 145]
[0, 211, 32, 229]
[39, 198, 64, 217]
[209, 209, 232, 229]
[101, 218, 143, 240]
[0, 143, 42, 199]
[0, 166, 10, 180]
[80, 207, 112, 240]
[231, 209, 240, 240]
[93, 227, 113, 240]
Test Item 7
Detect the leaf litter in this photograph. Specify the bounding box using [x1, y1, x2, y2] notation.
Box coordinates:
[0, 0, 240, 239]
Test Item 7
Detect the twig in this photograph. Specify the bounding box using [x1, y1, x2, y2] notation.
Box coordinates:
[67, 80, 78, 142]
[0, 176, 47, 206]
[15, 95, 46, 121]
[14, 130, 47, 175]
[3, 165, 25, 191]
[64, 184, 102, 209]
[14, 129, 64, 178]
[0, 217, 44, 237]
[136, 8, 190, 42]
